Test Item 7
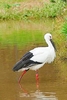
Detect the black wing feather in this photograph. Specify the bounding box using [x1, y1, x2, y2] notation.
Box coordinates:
[13, 51, 42, 71]
[21, 52, 33, 61]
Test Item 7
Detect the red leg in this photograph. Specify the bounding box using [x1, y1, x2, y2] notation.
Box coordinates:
[18, 70, 27, 83]
[36, 70, 39, 89]
[19, 82, 28, 94]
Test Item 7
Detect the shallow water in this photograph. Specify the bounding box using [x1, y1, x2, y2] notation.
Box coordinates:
[0, 46, 67, 100]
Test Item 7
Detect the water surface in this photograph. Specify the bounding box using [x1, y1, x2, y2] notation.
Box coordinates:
[0, 46, 67, 100]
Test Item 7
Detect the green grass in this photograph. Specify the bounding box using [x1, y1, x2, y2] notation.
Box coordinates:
[42, 1, 65, 18]
[61, 22, 67, 36]
[0, 0, 66, 20]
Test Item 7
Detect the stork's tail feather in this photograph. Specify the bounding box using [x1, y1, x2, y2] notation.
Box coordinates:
[13, 60, 22, 71]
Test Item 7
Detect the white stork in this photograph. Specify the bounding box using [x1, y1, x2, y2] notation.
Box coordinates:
[13, 33, 56, 83]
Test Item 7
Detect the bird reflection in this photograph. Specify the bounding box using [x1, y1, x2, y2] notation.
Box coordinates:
[18, 83, 58, 100]
[19, 89, 58, 100]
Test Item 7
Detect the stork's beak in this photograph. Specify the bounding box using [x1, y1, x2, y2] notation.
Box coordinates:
[50, 39, 56, 51]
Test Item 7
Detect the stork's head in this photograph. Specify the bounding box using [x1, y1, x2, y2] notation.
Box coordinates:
[44, 33, 56, 51]
[44, 33, 52, 40]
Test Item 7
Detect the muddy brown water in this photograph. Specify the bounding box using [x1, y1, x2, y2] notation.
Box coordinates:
[0, 46, 67, 100]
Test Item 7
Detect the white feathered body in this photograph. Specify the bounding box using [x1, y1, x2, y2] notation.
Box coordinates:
[29, 47, 56, 70]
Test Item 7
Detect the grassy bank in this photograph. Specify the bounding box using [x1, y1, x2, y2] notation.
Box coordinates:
[0, 0, 66, 20]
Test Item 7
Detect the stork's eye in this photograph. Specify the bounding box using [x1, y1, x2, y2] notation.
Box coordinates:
[50, 36, 52, 39]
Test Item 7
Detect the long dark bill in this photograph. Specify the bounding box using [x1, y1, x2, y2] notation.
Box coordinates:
[50, 39, 56, 51]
